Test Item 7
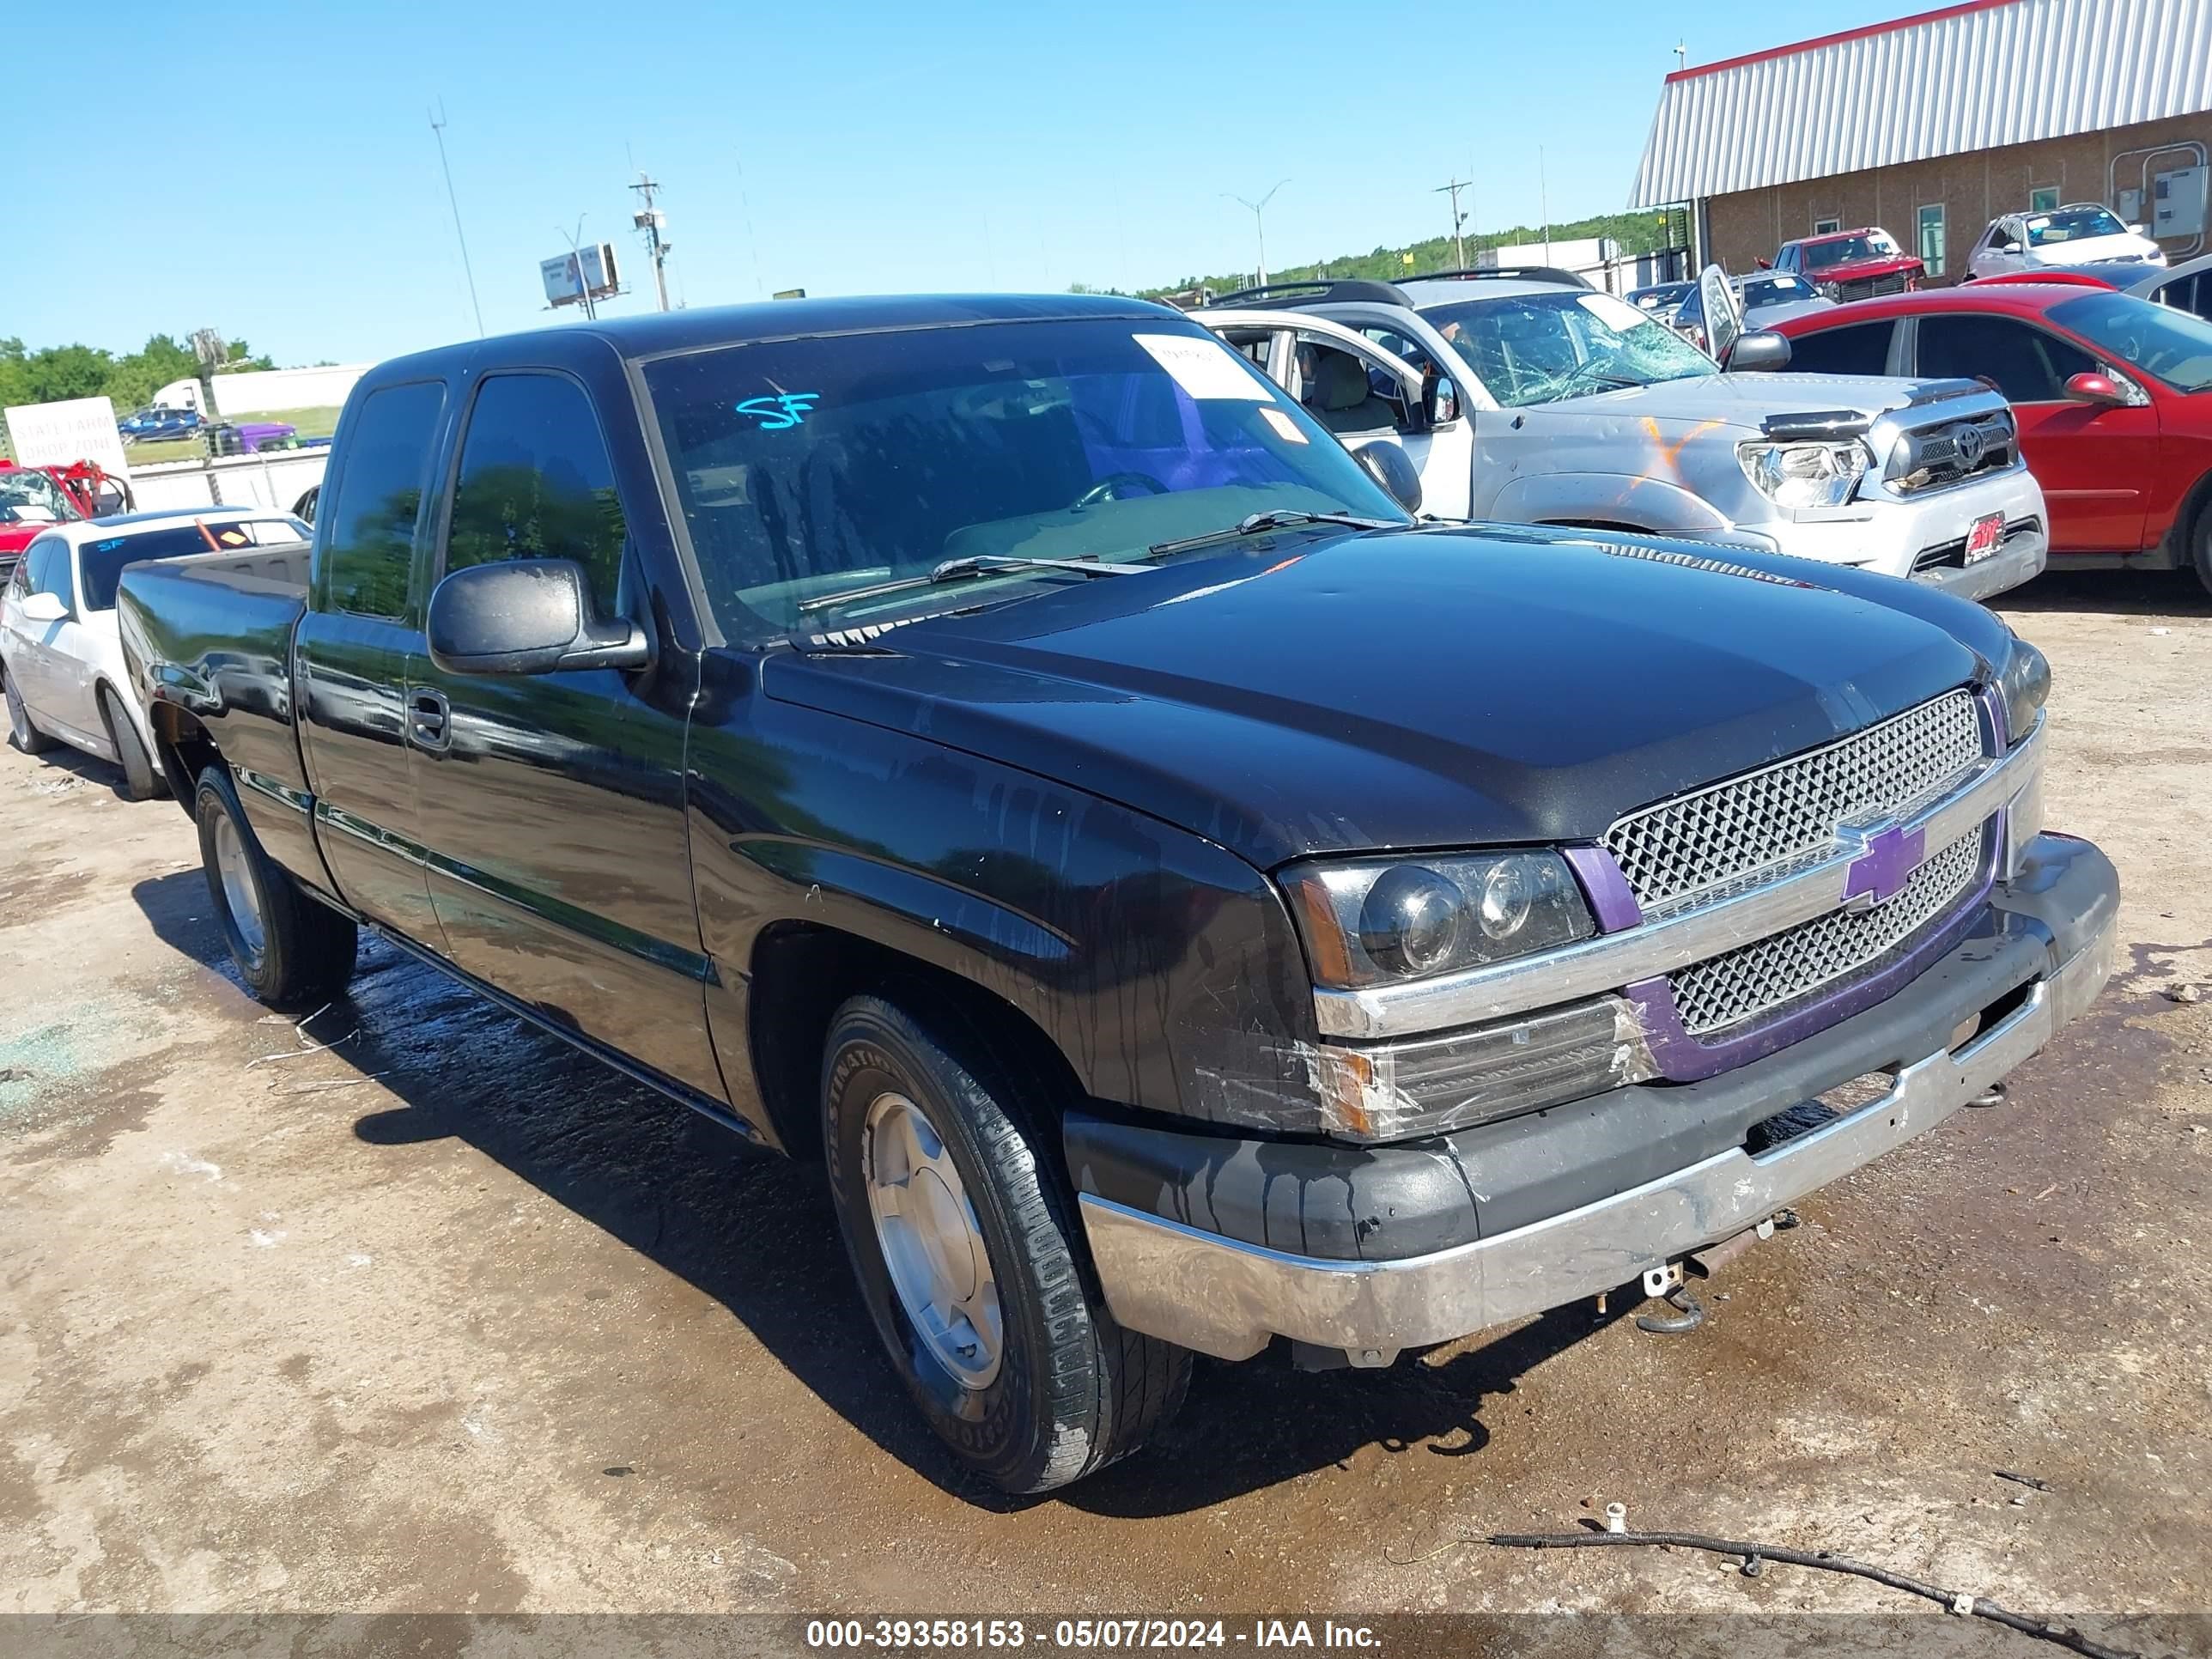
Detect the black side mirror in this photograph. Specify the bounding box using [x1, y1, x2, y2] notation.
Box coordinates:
[1724, 330, 1795, 373]
[426, 558, 653, 676]
[1353, 442, 1423, 514]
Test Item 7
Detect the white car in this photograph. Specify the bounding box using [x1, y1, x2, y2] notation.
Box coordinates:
[3, 510, 307, 798]
[1964, 204, 2167, 281]
[1194, 270, 2049, 604]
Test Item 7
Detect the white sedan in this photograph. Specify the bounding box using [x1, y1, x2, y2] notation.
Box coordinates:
[1964, 203, 2167, 281]
[3, 510, 307, 798]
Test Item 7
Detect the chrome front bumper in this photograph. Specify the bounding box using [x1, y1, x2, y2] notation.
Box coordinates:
[1079, 907, 2116, 1363]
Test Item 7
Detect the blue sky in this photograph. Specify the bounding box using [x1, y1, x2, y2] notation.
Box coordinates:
[9, 0, 1913, 366]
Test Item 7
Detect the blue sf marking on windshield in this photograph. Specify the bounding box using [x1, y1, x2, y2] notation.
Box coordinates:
[735, 392, 820, 430]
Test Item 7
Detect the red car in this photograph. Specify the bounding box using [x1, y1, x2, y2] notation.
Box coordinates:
[1772, 283, 2212, 589]
[1769, 228, 1925, 301]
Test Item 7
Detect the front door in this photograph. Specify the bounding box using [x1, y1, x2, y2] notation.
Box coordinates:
[1913, 311, 2161, 553]
[407, 359, 720, 1099]
[294, 378, 450, 944]
[1287, 325, 1464, 517]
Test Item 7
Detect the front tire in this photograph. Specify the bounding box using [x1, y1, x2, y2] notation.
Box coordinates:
[100, 687, 166, 800]
[194, 765, 358, 1008]
[2191, 492, 2212, 598]
[5, 667, 52, 755]
[823, 995, 1189, 1494]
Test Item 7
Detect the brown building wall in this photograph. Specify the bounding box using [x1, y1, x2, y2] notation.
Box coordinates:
[1705, 112, 2212, 281]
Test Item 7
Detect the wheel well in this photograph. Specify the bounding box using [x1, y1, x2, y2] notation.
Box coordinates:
[745, 922, 1083, 1161]
[2175, 468, 2212, 569]
[149, 704, 221, 811]
[1538, 518, 1653, 535]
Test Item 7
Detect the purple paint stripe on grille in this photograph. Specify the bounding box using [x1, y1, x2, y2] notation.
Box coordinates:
[1564, 845, 1642, 934]
[1632, 866, 1996, 1083]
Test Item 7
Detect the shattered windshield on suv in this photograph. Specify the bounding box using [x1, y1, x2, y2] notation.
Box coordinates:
[640, 317, 1407, 637]
[1423, 289, 1717, 408]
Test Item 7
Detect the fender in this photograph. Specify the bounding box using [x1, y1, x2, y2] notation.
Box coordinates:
[1486, 471, 1739, 537]
[684, 665, 1325, 1141]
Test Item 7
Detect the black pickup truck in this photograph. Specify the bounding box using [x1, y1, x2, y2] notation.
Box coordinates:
[118, 295, 2118, 1493]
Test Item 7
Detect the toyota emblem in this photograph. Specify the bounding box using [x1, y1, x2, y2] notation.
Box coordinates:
[1954, 423, 1987, 468]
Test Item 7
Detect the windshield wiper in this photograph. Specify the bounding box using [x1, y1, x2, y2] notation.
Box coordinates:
[1146, 510, 1400, 559]
[794, 554, 1136, 615]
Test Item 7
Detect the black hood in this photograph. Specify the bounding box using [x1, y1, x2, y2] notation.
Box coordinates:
[761, 525, 2007, 870]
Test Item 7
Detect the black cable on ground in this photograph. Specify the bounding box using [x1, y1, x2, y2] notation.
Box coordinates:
[1486, 1530, 2140, 1659]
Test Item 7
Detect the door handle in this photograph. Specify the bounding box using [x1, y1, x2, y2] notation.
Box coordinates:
[408, 688, 451, 751]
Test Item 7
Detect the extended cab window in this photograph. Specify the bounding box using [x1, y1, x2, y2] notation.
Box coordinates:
[1781, 320, 1895, 376]
[1917, 313, 2093, 404]
[320, 380, 446, 619]
[443, 374, 628, 612]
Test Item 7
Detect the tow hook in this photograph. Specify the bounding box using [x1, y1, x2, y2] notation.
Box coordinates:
[1635, 1263, 1705, 1334]
[1632, 1210, 1802, 1334]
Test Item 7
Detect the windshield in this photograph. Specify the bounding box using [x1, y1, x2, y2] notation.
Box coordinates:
[641, 318, 1405, 636]
[0, 468, 84, 527]
[1741, 274, 1818, 307]
[2050, 291, 2212, 392]
[2028, 207, 2126, 247]
[1802, 233, 1900, 270]
[1631, 283, 1690, 310]
[1424, 289, 1716, 407]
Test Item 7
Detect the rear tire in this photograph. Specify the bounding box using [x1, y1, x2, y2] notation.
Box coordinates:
[822, 994, 1190, 1494]
[100, 687, 166, 801]
[5, 667, 52, 755]
[194, 765, 357, 1008]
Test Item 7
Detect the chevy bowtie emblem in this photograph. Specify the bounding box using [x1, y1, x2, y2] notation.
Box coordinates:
[1840, 822, 1925, 911]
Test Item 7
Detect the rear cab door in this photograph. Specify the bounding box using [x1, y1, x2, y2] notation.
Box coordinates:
[295, 375, 453, 945]
[404, 334, 724, 1101]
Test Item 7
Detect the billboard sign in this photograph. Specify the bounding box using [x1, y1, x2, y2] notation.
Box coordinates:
[4, 395, 130, 479]
[540, 242, 623, 308]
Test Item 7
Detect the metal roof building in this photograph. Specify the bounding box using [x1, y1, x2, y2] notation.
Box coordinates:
[1631, 0, 2212, 279]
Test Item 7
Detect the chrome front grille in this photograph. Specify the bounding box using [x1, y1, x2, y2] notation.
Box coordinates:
[1668, 828, 1984, 1036]
[1893, 414, 2017, 495]
[1605, 690, 1985, 914]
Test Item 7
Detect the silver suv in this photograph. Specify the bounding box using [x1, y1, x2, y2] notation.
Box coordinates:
[1194, 265, 2048, 602]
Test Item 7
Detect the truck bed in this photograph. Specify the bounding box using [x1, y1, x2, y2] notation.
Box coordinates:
[116, 545, 319, 875]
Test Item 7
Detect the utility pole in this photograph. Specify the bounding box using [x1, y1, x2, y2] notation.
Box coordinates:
[1674, 40, 1688, 70]
[1435, 177, 1473, 268]
[630, 171, 673, 313]
[429, 100, 484, 337]
[1223, 180, 1290, 287]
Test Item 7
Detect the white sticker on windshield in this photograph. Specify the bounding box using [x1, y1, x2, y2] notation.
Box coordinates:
[1134, 333, 1272, 400]
[1259, 407, 1309, 443]
[1577, 293, 1657, 333]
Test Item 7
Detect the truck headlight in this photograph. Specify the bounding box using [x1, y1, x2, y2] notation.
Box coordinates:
[1736, 439, 1868, 509]
[1997, 634, 2051, 745]
[1280, 851, 1594, 991]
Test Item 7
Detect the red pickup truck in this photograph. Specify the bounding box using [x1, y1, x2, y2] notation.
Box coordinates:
[1769, 228, 1926, 301]
[0, 461, 132, 579]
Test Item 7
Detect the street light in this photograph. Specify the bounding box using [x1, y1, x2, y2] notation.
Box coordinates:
[1224, 179, 1291, 287]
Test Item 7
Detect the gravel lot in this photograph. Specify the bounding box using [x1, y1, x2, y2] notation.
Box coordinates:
[2, 571, 2207, 1651]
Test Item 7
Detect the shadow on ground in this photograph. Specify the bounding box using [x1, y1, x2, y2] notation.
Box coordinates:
[129, 867, 1626, 1516]
[1991, 566, 2209, 618]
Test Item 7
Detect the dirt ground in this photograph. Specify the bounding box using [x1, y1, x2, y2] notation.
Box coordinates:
[2, 571, 2208, 1649]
